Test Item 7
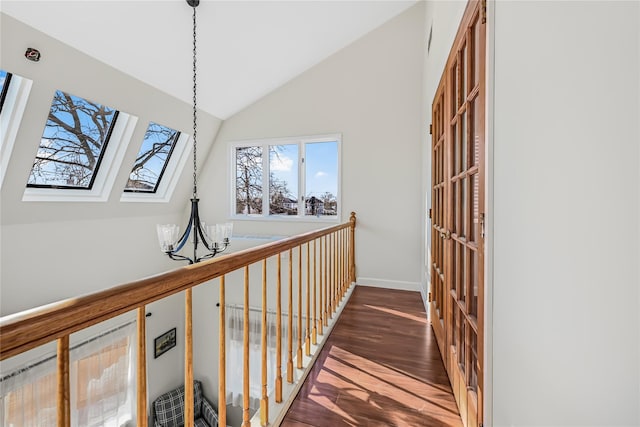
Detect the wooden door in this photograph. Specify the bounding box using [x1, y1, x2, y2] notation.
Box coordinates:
[430, 84, 447, 363]
[430, 1, 485, 426]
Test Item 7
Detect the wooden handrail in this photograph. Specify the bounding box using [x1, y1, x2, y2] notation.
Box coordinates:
[1, 212, 357, 427]
[0, 216, 355, 361]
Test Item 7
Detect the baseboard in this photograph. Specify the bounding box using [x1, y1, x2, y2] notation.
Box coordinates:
[419, 285, 430, 316]
[355, 277, 420, 292]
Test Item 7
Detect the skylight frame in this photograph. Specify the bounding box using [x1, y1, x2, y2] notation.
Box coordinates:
[119, 131, 191, 204]
[123, 122, 181, 194]
[26, 90, 121, 190]
[0, 70, 13, 114]
[22, 111, 138, 203]
[0, 71, 33, 189]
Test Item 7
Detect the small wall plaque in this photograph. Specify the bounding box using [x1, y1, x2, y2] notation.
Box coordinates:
[154, 328, 176, 358]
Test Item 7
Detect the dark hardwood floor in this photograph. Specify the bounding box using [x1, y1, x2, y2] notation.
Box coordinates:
[280, 286, 462, 427]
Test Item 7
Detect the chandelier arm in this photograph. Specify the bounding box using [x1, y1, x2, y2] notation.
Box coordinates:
[170, 212, 194, 255]
[195, 252, 216, 263]
[168, 252, 194, 264]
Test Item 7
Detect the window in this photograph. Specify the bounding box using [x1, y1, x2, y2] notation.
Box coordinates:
[232, 135, 340, 220]
[0, 70, 12, 114]
[23, 92, 137, 202]
[27, 90, 119, 189]
[124, 122, 180, 193]
[1, 321, 135, 427]
[0, 70, 32, 188]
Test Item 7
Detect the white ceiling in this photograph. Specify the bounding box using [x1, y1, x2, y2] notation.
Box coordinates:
[1, 0, 418, 119]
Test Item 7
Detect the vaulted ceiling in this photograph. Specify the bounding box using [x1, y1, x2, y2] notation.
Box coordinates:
[1, 0, 418, 119]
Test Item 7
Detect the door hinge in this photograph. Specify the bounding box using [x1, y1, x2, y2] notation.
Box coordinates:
[480, 212, 485, 239]
[429, 124, 433, 135]
[481, 0, 487, 24]
[428, 208, 432, 219]
[428, 291, 432, 302]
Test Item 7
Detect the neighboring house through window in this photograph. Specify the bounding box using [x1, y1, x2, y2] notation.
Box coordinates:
[232, 134, 340, 221]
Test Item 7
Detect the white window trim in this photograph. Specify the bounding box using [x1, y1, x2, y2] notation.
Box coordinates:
[229, 133, 342, 223]
[0, 73, 33, 189]
[120, 132, 191, 203]
[22, 113, 138, 202]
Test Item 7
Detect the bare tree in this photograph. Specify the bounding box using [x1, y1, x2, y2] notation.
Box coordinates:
[319, 191, 337, 215]
[126, 123, 178, 191]
[269, 174, 295, 214]
[28, 90, 118, 188]
[235, 146, 263, 214]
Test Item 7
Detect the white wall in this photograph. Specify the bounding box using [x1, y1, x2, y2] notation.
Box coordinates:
[0, 13, 222, 407]
[198, 2, 426, 294]
[491, 1, 639, 425]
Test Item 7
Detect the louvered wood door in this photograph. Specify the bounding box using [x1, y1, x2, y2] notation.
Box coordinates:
[430, 1, 485, 426]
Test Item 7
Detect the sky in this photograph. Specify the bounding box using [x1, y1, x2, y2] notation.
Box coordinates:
[269, 140, 338, 200]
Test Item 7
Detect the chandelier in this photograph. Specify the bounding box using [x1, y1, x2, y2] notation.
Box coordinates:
[156, 0, 232, 264]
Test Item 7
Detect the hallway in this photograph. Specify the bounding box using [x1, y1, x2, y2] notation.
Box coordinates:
[281, 286, 462, 427]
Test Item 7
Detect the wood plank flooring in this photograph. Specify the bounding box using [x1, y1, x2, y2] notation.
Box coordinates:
[280, 286, 462, 427]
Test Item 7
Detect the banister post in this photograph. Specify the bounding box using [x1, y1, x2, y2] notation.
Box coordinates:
[57, 336, 70, 427]
[218, 276, 227, 427]
[260, 259, 269, 426]
[185, 289, 194, 427]
[137, 307, 148, 427]
[349, 212, 356, 285]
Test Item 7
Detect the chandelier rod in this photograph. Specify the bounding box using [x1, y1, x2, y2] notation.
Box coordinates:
[191, 1, 198, 199]
[155, 0, 232, 264]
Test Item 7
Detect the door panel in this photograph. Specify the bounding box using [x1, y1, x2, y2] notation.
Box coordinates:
[429, 1, 485, 426]
[430, 86, 447, 362]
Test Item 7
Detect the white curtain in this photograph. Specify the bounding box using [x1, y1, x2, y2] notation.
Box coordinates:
[70, 321, 136, 427]
[226, 306, 302, 410]
[0, 321, 136, 427]
[0, 352, 57, 426]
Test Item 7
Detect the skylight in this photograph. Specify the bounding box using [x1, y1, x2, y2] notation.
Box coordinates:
[27, 90, 119, 189]
[0, 70, 12, 114]
[1, 70, 33, 189]
[124, 122, 180, 193]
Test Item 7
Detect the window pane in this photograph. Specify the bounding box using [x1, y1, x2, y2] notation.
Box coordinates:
[235, 146, 263, 214]
[304, 141, 338, 217]
[269, 144, 298, 216]
[27, 90, 119, 189]
[0, 69, 12, 115]
[124, 122, 179, 193]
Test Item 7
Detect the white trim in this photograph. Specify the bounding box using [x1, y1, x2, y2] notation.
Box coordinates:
[484, 1, 496, 424]
[0, 73, 33, 189]
[355, 277, 420, 292]
[120, 132, 191, 203]
[22, 113, 138, 202]
[229, 133, 342, 222]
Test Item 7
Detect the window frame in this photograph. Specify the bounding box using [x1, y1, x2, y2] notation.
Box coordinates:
[230, 134, 341, 222]
[0, 70, 13, 114]
[22, 99, 137, 203]
[120, 131, 191, 203]
[123, 122, 181, 194]
[26, 90, 121, 191]
[0, 71, 33, 188]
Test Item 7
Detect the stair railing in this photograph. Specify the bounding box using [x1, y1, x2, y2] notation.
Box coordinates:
[0, 212, 356, 427]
